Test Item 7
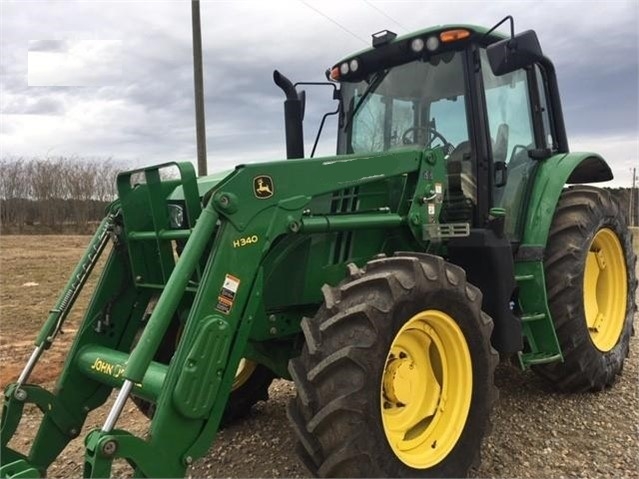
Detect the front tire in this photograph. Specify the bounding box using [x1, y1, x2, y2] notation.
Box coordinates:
[220, 359, 275, 428]
[534, 186, 637, 392]
[288, 254, 498, 477]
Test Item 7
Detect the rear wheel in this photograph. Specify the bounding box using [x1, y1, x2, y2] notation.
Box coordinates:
[535, 186, 637, 392]
[288, 254, 498, 477]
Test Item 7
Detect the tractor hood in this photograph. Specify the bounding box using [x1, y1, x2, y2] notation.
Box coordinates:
[168, 168, 233, 201]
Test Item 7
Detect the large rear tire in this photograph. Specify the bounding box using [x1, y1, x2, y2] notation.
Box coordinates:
[534, 186, 637, 392]
[288, 253, 498, 477]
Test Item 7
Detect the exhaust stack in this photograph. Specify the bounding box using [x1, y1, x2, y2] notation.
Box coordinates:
[273, 70, 305, 159]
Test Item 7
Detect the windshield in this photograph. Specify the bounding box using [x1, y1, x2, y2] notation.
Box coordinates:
[338, 51, 469, 155]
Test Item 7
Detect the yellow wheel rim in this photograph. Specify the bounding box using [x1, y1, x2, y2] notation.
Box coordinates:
[380, 310, 472, 469]
[232, 358, 256, 390]
[583, 228, 627, 352]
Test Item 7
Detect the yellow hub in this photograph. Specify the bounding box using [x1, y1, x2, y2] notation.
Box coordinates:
[583, 228, 627, 352]
[232, 358, 256, 390]
[380, 310, 472, 469]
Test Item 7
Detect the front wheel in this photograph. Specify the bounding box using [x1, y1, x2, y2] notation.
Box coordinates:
[132, 320, 274, 426]
[288, 254, 498, 477]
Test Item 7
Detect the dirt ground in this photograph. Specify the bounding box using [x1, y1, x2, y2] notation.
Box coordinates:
[0, 235, 637, 478]
[0, 235, 95, 387]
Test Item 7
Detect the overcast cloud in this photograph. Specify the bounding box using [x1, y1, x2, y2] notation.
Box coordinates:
[1, 0, 637, 186]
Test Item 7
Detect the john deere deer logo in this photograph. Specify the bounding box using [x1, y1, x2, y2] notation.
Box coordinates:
[253, 175, 274, 199]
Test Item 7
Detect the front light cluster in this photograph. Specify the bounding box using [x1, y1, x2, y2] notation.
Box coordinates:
[411, 36, 440, 53]
[411, 29, 470, 54]
[329, 28, 470, 82]
[339, 58, 359, 76]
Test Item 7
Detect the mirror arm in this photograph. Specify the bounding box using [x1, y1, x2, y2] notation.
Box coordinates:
[311, 107, 340, 158]
[292, 82, 342, 158]
[482, 15, 515, 42]
[537, 56, 569, 153]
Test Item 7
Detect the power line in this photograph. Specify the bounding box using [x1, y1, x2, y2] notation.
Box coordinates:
[363, 0, 409, 32]
[300, 1, 368, 46]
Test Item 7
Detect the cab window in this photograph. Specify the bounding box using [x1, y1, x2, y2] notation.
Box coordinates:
[345, 51, 470, 154]
[481, 52, 535, 165]
[480, 49, 537, 239]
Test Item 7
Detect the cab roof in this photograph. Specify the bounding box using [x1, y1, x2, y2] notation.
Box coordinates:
[331, 24, 506, 82]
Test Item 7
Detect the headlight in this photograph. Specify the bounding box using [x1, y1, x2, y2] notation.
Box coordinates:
[168, 203, 185, 229]
[426, 36, 440, 52]
[410, 38, 425, 53]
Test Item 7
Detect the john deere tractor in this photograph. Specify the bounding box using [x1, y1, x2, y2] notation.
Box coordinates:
[1, 18, 636, 478]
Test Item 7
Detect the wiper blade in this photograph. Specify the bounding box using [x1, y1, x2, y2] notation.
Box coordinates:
[345, 69, 389, 130]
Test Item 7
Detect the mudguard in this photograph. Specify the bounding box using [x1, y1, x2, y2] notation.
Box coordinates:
[521, 152, 612, 247]
[514, 152, 612, 368]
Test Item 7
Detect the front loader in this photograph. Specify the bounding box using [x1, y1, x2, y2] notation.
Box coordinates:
[1, 18, 636, 478]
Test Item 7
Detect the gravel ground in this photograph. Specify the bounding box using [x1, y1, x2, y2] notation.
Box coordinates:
[25, 315, 636, 479]
[189, 332, 639, 479]
[2, 232, 637, 478]
[7, 297, 639, 479]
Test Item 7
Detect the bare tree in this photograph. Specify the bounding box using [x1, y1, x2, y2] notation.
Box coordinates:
[1, 156, 123, 232]
[0, 157, 30, 227]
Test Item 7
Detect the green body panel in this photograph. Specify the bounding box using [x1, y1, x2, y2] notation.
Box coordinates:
[173, 315, 231, 419]
[167, 168, 232, 201]
[521, 152, 609, 247]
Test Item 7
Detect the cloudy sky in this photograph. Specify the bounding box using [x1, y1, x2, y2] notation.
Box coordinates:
[1, 0, 637, 186]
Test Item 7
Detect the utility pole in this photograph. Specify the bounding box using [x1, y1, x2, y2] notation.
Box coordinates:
[191, 0, 208, 176]
[631, 167, 637, 227]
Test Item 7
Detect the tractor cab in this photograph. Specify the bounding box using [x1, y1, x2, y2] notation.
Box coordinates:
[308, 23, 575, 354]
[331, 24, 567, 240]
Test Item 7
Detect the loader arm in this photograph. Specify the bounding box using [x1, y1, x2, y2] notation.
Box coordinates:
[1, 147, 444, 478]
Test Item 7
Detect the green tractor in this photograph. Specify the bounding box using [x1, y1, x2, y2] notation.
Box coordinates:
[1, 18, 636, 479]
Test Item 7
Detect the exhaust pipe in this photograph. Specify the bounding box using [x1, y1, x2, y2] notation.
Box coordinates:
[273, 70, 305, 159]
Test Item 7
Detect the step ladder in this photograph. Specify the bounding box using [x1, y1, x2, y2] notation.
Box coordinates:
[514, 260, 563, 368]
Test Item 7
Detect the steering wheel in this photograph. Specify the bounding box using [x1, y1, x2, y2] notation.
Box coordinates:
[401, 126, 453, 152]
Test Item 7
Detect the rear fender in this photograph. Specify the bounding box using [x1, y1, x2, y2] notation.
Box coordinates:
[521, 152, 612, 248]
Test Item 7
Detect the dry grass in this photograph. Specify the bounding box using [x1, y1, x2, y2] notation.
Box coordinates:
[0, 235, 98, 386]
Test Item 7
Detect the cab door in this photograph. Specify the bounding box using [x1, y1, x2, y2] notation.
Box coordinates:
[479, 50, 555, 240]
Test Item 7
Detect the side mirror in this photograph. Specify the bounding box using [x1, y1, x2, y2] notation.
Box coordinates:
[487, 30, 543, 76]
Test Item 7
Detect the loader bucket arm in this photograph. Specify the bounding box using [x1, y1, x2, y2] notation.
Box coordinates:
[1, 147, 443, 478]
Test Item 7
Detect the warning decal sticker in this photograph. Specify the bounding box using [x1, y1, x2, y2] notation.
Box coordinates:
[215, 274, 240, 314]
